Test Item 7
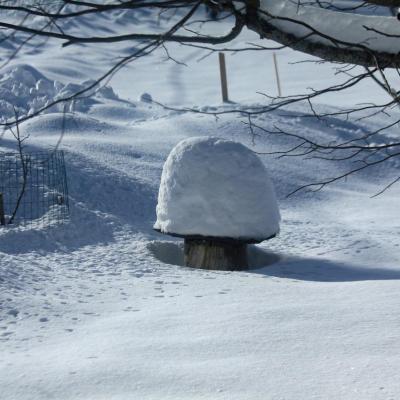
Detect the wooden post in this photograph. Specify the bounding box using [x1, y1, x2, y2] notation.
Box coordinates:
[0, 193, 5, 226]
[273, 52, 282, 97]
[184, 238, 248, 271]
[218, 52, 229, 102]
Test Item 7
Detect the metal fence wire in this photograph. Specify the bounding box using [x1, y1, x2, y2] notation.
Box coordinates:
[0, 150, 69, 228]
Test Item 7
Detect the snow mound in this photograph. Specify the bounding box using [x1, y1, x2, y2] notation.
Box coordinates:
[0, 64, 119, 122]
[154, 137, 280, 241]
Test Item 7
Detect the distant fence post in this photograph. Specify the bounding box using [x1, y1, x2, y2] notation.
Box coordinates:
[0, 193, 5, 226]
[273, 52, 282, 97]
[218, 52, 229, 102]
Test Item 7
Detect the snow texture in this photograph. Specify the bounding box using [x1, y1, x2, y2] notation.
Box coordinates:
[2, 5, 400, 400]
[154, 137, 280, 241]
[0, 64, 118, 122]
[257, 0, 400, 54]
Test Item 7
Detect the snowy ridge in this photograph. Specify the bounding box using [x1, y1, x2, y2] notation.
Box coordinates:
[0, 65, 119, 122]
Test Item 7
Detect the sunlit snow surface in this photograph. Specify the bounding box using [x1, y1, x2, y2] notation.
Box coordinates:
[1, 6, 400, 400]
[0, 64, 119, 121]
[154, 137, 280, 240]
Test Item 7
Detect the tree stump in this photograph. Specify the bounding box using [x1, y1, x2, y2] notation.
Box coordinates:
[184, 238, 248, 270]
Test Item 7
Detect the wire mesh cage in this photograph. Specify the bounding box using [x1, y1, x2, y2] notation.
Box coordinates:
[0, 150, 69, 228]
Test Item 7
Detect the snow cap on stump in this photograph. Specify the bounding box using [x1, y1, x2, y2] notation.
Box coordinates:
[154, 137, 280, 242]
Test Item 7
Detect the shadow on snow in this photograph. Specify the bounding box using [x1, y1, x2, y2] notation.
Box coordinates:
[148, 240, 400, 282]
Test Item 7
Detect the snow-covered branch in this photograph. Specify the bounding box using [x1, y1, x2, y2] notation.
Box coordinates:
[241, 0, 400, 67]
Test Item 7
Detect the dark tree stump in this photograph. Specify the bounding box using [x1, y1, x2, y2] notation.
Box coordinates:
[184, 238, 248, 271]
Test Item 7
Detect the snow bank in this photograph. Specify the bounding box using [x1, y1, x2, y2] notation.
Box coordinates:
[154, 137, 280, 241]
[256, 0, 400, 54]
[0, 64, 119, 122]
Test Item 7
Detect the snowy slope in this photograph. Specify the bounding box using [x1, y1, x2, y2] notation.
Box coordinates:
[1, 6, 400, 400]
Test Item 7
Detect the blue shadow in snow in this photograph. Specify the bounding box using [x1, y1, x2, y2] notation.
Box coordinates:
[251, 246, 400, 282]
[148, 241, 400, 283]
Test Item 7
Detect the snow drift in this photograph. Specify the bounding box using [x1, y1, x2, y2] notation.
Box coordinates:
[0, 64, 119, 122]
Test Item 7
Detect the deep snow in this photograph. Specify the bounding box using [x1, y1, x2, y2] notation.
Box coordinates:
[1, 5, 400, 400]
[154, 137, 280, 240]
[0, 64, 120, 121]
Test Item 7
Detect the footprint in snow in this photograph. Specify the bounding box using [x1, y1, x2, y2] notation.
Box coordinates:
[7, 309, 19, 317]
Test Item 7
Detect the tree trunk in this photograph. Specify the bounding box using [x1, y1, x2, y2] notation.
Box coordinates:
[184, 238, 248, 271]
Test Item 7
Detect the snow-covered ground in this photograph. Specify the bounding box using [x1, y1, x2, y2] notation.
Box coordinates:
[1, 6, 400, 400]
